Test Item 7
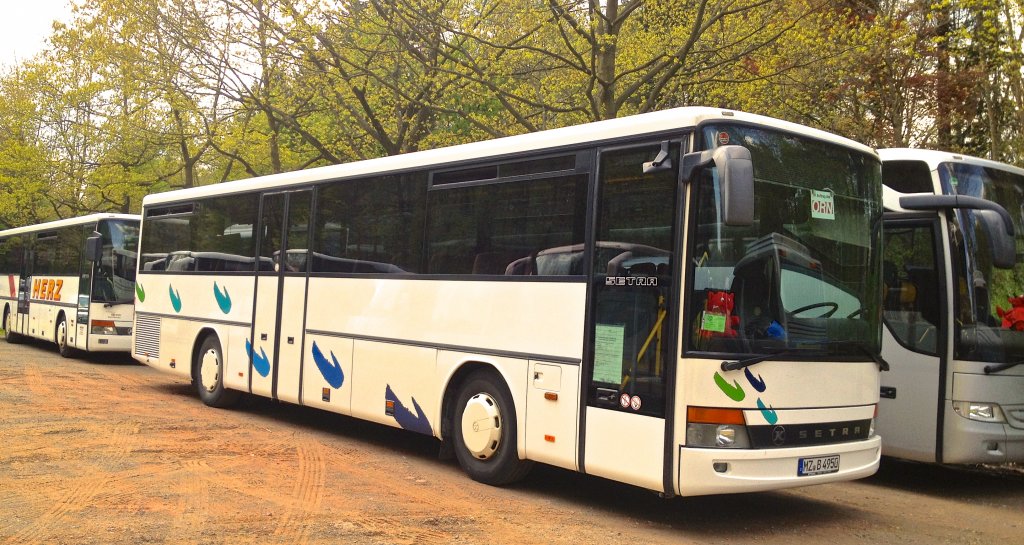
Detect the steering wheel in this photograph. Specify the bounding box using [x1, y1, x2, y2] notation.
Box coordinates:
[847, 307, 867, 319]
[789, 301, 839, 318]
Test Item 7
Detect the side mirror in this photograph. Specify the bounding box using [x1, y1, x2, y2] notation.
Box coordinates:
[976, 209, 1016, 269]
[682, 145, 754, 226]
[85, 233, 103, 263]
[900, 194, 1016, 269]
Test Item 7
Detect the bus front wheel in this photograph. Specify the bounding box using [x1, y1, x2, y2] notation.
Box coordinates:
[452, 370, 532, 485]
[4, 309, 21, 344]
[195, 335, 240, 408]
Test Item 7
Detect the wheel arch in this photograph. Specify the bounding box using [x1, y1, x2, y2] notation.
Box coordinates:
[439, 358, 525, 449]
[54, 310, 68, 341]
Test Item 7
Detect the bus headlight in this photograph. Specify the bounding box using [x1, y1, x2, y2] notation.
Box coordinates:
[90, 320, 131, 335]
[686, 407, 751, 448]
[686, 423, 752, 448]
[952, 401, 1006, 423]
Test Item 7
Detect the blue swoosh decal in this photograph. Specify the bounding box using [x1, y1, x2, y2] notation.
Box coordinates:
[245, 338, 271, 377]
[744, 367, 767, 393]
[311, 341, 344, 389]
[213, 282, 231, 314]
[169, 285, 182, 313]
[756, 398, 778, 425]
[385, 384, 433, 435]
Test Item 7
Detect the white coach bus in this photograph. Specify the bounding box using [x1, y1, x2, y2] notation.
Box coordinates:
[133, 107, 885, 496]
[879, 148, 1024, 464]
[0, 213, 140, 356]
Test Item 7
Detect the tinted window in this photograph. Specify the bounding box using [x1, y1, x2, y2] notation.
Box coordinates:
[32, 230, 80, 276]
[882, 223, 939, 355]
[0, 236, 25, 274]
[882, 160, 933, 194]
[427, 174, 588, 275]
[313, 174, 427, 274]
[141, 194, 259, 272]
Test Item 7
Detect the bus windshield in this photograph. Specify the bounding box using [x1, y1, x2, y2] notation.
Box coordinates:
[690, 124, 882, 357]
[944, 162, 1024, 364]
[93, 219, 139, 304]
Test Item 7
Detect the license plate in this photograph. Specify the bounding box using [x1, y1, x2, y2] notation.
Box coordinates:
[798, 454, 840, 476]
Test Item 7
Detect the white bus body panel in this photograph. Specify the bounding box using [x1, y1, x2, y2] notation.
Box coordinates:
[675, 358, 880, 496]
[877, 327, 941, 461]
[584, 408, 665, 491]
[525, 362, 580, 471]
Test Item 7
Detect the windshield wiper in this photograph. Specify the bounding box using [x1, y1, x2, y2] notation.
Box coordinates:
[103, 299, 134, 307]
[721, 342, 890, 372]
[721, 350, 800, 372]
[984, 360, 1024, 374]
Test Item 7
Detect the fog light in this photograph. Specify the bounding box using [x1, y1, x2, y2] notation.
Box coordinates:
[716, 425, 737, 447]
[713, 462, 729, 473]
[952, 401, 1005, 423]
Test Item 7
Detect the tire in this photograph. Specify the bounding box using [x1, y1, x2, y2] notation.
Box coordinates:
[195, 335, 240, 408]
[4, 308, 21, 344]
[56, 315, 74, 358]
[452, 370, 533, 485]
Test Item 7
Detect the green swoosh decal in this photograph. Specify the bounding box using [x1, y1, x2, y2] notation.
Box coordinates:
[714, 371, 746, 402]
[135, 283, 146, 302]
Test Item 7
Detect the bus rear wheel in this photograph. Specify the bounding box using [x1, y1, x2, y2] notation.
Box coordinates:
[195, 335, 240, 408]
[56, 316, 74, 358]
[452, 370, 532, 485]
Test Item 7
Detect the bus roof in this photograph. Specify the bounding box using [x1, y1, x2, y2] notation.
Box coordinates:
[143, 107, 877, 207]
[878, 148, 1024, 177]
[0, 213, 140, 238]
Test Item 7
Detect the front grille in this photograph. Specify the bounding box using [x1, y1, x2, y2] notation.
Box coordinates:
[134, 314, 161, 358]
[747, 419, 872, 448]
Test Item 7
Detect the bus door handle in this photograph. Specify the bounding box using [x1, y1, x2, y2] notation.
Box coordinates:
[261, 333, 268, 341]
[287, 337, 294, 345]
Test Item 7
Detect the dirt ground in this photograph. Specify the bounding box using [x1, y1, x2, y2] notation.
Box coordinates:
[1, 340, 1023, 545]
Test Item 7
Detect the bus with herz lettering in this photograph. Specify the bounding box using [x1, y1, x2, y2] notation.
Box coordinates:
[132, 108, 884, 496]
[0, 214, 140, 357]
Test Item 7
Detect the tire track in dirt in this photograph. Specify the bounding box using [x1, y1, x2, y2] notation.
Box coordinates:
[165, 459, 212, 543]
[2, 420, 138, 545]
[268, 436, 326, 545]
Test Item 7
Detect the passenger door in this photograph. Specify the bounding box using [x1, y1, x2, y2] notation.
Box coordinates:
[582, 142, 681, 492]
[878, 217, 944, 461]
[251, 189, 313, 403]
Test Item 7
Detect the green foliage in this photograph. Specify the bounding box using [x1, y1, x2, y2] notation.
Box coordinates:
[0, 0, 1021, 231]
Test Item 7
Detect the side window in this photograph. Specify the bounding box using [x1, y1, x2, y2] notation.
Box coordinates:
[140, 205, 194, 272]
[32, 234, 58, 276]
[0, 236, 25, 275]
[882, 222, 939, 355]
[259, 193, 286, 273]
[882, 160, 934, 194]
[313, 173, 427, 274]
[285, 193, 311, 273]
[427, 174, 588, 276]
[191, 195, 259, 272]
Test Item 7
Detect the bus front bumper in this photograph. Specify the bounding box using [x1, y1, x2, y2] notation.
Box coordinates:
[87, 333, 133, 352]
[676, 436, 881, 496]
[942, 404, 1024, 464]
